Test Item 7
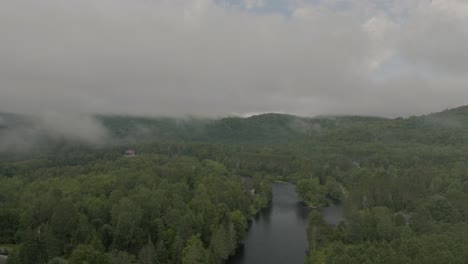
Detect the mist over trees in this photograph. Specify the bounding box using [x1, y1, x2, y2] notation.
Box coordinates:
[3, 105, 468, 263]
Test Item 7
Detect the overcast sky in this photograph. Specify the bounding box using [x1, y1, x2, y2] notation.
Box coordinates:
[1, 0, 468, 118]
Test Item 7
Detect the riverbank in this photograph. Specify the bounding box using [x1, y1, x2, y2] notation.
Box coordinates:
[229, 182, 311, 264]
[0, 244, 13, 264]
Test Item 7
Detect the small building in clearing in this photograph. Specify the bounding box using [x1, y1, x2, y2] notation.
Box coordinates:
[125, 149, 137, 157]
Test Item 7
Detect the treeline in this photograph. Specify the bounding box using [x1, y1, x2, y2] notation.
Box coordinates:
[4, 105, 468, 263]
[307, 204, 468, 263]
[303, 146, 468, 263]
[0, 153, 271, 264]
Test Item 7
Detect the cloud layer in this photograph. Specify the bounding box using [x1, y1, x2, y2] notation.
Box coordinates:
[1, 0, 468, 119]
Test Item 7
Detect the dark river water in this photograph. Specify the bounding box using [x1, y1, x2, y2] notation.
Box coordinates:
[228, 182, 343, 264]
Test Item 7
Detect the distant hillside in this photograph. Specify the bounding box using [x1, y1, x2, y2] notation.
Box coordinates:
[431, 105, 468, 117]
[2, 105, 468, 152]
[96, 113, 394, 144]
[421, 105, 468, 127]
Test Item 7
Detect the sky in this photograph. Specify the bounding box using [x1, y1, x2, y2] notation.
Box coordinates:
[1, 0, 468, 119]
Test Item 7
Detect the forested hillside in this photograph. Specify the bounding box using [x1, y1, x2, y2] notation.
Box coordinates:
[2, 106, 468, 263]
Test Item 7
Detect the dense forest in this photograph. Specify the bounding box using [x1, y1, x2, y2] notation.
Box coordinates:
[2, 105, 468, 263]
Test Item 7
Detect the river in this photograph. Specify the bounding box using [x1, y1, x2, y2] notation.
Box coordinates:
[0, 255, 7, 264]
[228, 182, 343, 264]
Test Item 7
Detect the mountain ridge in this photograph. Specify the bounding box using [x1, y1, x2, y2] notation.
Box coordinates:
[1, 105, 468, 151]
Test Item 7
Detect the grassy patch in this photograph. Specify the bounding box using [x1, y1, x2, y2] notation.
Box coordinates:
[0, 244, 15, 255]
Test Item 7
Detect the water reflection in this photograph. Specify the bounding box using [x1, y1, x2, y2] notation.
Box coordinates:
[228, 182, 311, 264]
[229, 182, 344, 264]
[296, 202, 312, 220]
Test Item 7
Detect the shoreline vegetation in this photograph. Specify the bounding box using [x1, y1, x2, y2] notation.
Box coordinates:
[3, 106, 468, 263]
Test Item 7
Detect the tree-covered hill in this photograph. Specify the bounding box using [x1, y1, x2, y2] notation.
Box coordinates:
[3, 105, 468, 147]
[3, 106, 468, 263]
[96, 105, 468, 145]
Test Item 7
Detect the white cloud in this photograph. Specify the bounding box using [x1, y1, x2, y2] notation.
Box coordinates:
[0, 0, 467, 122]
[362, 13, 398, 70]
[244, 0, 265, 9]
[396, 0, 468, 73]
[429, 0, 468, 19]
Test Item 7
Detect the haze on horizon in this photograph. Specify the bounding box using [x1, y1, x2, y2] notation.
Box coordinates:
[1, 0, 468, 119]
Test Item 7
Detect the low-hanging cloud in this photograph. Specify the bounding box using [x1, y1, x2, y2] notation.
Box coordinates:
[0, 112, 109, 152]
[1, 0, 468, 124]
